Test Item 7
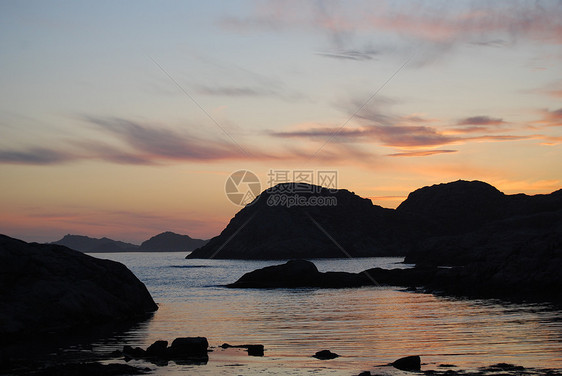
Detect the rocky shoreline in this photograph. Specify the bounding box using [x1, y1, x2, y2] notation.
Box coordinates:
[3, 336, 561, 376]
[226, 259, 562, 304]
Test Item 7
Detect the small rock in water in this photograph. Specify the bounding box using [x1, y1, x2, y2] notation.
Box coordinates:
[218, 343, 264, 356]
[313, 350, 339, 360]
[245, 345, 264, 357]
[123, 345, 146, 359]
[145, 340, 168, 357]
[167, 337, 209, 359]
[391, 355, 421, 371]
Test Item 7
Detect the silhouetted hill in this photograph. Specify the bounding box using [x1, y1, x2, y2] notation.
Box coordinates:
[0, 234, 157, 337]
[187, 180, 561, 261]
[403, 183, 562, 266]
[52, 234, 139, 252]
[396, 180, 507, 236]
[139, 231, 207, 252]
[187, 183, 402, 259]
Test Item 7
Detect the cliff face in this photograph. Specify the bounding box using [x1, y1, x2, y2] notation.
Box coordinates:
[0, 235, 158, 338]
[187, 180, 562, 261]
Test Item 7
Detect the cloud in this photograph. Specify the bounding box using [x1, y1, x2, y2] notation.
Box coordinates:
[457, 116, 505, 126]
[0, 148, 73, 165]
[0, 116, 386, 166]
[388, 149, 457, 157]
[196, 85, 277, 97]
[271, 124, 458, 147]
[533, 108, 562, 127]
[222, 1, 562, 65]
[84, 116, 258, 161]
[316, 48, 379, 61]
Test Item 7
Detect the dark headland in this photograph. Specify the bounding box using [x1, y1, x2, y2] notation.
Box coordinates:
[188, 180, 562, 261]
[195, 180, 562, 303]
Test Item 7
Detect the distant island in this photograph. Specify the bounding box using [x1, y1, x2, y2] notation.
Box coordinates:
[52, 231, 208, 253]
[187, 180, 562, 260]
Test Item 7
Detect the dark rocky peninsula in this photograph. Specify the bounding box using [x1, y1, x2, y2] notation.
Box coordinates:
[187, 180, 562, 263]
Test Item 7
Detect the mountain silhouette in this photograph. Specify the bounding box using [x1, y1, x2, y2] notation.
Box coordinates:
[187, 180, 562, 260]
[187, 183, 403, 259]
[52, 234, 139, 252]
[139, 231, 207, 252]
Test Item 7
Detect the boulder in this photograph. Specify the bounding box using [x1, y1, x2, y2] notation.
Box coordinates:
[123, 346, 146, 359]
[391, 355, 421, 371]
[313, 350, 339, 360]
[167, 337, 208, 359]
[0, 235, 158, 338]
[145, 340, 168, 357]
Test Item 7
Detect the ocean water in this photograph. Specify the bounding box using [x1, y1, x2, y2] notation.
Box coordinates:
[90, 252, 562, 375]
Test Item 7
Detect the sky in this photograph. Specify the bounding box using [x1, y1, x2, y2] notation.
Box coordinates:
[1, 0, 561, 243]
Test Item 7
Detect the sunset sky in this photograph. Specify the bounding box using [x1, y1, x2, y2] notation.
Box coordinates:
[1, 1, 561, 243]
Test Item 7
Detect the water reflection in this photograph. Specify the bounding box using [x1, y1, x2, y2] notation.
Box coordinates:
[91, 253, 562, 375]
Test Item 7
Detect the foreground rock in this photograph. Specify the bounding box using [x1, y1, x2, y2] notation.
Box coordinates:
[122, 337, 209, 364]
[0, 235, 158, 338]
[27, 362, 149, 376]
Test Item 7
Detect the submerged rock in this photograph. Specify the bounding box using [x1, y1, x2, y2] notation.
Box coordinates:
[219, 343, 264, 356]
[0, 235, 158, 338]
[313, 350, 339, 360]
[227, 259, 375, 288]
[392, 355, 421, 371]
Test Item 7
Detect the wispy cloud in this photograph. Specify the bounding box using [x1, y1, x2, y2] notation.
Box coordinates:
[0, 147, 73, 165]
[195, 85, 279, 97]
[388, 149, 457, 157]
[457, 116, 505, 126]
[222, 1, 562, 65]
[533, 108, 562, 127]
[271, 124, 457, 148]
[316, 48, 379, 61]
[84, 116, 260, 161]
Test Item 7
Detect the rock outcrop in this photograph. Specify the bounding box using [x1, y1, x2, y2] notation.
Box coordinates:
[187, 180, 561, 261]
[0, 235, 158, 338]
[227, 258, 562, 303]
[187, 183, 400, 259]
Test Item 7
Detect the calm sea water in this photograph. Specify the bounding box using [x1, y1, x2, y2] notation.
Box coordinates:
[90, 252, 562, 375]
